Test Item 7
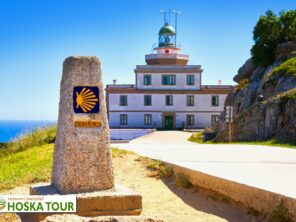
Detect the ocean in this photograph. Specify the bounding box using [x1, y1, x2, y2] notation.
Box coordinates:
[0, 120, 56, 143]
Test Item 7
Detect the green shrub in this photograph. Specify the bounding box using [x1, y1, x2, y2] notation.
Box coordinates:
[188, 131, 204, 143]
[251, 10, 296, 67]
[1, 125, 56, 156]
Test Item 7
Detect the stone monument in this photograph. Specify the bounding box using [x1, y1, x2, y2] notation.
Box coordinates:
[52, 56, 114, 193]
[30, 56, 142, 218]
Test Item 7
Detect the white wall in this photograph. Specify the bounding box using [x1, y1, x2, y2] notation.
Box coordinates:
[108, 93, 227, 129]
[136, 73, 201, 90]
[108, 112, 221, 129]
[109, 93, 226, 112]
[109, 112, 162, 128]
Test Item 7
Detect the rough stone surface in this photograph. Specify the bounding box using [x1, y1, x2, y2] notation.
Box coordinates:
[52, 56, 114, 194]
[275, 41, 296, 61]
[41, 215, 165, 222]
[215, 52, 296, 142]
[233, 58, 256, 83]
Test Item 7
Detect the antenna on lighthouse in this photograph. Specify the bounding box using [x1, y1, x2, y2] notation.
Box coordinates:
[160, 10, 167, 24]
[172, 10, 181, 46]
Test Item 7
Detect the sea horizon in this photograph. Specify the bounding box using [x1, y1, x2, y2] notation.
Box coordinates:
[0, 120, 57, 143]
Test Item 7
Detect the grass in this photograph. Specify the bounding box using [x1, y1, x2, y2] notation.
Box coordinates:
[188, 132, 296, 149]
[0, 144, 54, 191]
[267, 57, 296, 80]
[188, 131, 204, 143]
[136, 156, 174, 178]
[277, 88, 296, 100]
[111, 147, 134, 158]
[0, 144, 130, 192]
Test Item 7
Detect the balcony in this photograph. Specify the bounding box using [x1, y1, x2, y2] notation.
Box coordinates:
[145, 53, 189, 65]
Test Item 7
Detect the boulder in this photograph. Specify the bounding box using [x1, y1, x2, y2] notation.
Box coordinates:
[233, 58, 256, 83]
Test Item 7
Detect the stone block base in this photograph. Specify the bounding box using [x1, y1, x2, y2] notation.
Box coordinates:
[29, 183, 142, 221]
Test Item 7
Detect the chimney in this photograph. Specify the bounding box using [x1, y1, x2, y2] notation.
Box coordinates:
[113, 79, 117, 85]
[218, 80, 222, 86]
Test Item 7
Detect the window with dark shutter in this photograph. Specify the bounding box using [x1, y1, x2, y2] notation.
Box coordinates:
[144, 95, 152, 106]
[120, 95, 127, 106]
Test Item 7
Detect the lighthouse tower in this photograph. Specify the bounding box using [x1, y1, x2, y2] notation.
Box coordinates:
[145, 22, 188, 65]
[106, 12, 232, 130]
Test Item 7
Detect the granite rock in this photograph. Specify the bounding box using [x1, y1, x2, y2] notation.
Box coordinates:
[215, 53, 296, 142]
[52, 56, 114, 194]
[233, 58, 256, 83]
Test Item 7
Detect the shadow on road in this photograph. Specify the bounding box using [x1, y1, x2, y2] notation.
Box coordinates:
[160, 177, 261, 222]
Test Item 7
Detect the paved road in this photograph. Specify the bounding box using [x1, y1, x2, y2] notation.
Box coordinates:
[112, 131, 296, 199]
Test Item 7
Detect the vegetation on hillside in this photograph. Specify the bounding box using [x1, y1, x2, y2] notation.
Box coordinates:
[188, 132, 296, 148]
[267, 57, 296, 80]
[0, 144, 54, 191]
[0, 125, 56, 157]
[251, 10, 296, 67]
[235, 78, 250, 91]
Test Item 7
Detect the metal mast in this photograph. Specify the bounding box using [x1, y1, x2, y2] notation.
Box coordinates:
[172, 10, 181, 46]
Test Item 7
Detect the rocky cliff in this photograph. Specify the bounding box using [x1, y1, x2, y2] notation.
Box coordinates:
[214, 41, 296, 142]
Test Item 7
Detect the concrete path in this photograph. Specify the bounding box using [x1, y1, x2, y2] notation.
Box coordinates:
[112, 131, 296, 199]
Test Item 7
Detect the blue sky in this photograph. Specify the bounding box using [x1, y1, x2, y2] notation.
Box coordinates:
[0, 0, 295, 120]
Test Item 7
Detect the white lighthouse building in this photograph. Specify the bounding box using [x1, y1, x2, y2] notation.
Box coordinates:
[106, 21, 232, 130]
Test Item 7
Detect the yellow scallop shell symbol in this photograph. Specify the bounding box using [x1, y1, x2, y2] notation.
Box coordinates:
[76, 88, 99, 112]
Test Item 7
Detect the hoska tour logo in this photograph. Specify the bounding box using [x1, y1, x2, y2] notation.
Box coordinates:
[0, 195, 76, 213]
[73, 86, 100, 113]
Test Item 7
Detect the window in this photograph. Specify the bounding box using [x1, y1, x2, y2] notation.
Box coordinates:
[186, 115, 194, 126]
[144, 75, 151, 85]
[165, 95, 173, 106]
[162, 75, 176, 85]
[187, 75, 195, 85]
[187, 95, 194, 106]
[120, 95, 127, 106]
[120, 114, 128, 125]
[211, 95, 219, 106]
[211, 115, 219, 126]
[144, 95, 152, 106]
[144, 114, 152, 125]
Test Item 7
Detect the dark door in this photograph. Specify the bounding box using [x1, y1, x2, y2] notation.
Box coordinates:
[164, 116, 173, 130]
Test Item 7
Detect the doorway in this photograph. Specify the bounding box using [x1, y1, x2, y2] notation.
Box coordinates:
[164, 116, 174, 130]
